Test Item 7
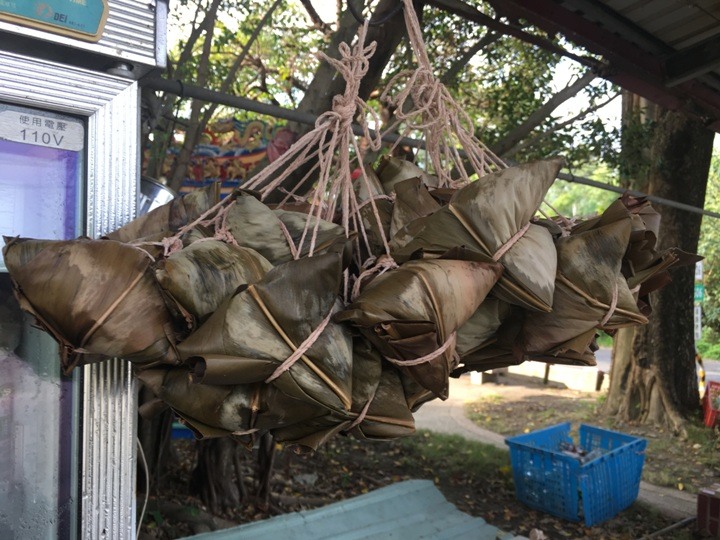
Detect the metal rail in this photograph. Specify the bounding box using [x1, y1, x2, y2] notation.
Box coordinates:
[140, 76, 720, 220]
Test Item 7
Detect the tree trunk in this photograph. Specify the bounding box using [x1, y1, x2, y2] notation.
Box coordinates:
[136, 387, 174, 491]
[604, 107, 713, 433]
[261, 0, 410, 203]
[191, 438, 249, 514]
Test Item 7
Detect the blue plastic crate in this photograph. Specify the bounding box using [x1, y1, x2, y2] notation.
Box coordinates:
[505, 422, 646, 526]
[171, 421, 195, 440]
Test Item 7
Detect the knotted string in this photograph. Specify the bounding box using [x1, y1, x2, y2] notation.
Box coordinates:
[351, 254, 399, 300]
[243, 22, 392, 262]
[384, 331, 457, 367]
[379, 0, 506, 189]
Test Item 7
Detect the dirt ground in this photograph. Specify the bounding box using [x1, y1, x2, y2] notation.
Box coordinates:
[141, 423, 685, 539]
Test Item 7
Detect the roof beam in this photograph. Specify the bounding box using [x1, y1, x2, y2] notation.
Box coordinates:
[665, 33, 720, 87]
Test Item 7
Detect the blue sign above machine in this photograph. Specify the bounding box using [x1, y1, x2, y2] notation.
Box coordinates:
[0, 0, 109, 42]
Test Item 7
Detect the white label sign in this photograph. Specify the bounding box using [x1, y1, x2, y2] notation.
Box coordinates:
[696, 261, 704, 282]
[0, 109, 84, 151]
[695, 305, 703, 341]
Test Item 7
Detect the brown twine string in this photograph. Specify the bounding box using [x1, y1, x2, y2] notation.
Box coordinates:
[356, 193, 395, 210]
[492, 222, 531, 261]
[241, 21, 391, 261]
[542, 200, 574, 229]
[378, 0, 506, 188]
[212, 201, 240, 246]
[384, 331, 457, 367]
[79, 269, 146, 349]
[599, 282, 619, 327]
[351, 254, 399, 300]
[276, 218, 299, 259]
[265, 309, 333, 383]
[345, 385, 378, 432]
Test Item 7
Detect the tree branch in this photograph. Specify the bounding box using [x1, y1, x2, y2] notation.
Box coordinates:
[298, 0, 332, 33]
[491, 69, 597, 156]
[440, 31, 500, 87]
[505, 91, 620, 157]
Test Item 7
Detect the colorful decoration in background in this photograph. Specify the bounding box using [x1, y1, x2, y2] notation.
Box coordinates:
[152, 118, 296, 198]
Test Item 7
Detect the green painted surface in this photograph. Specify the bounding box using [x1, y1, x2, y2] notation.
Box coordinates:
[187, 480, 518, 540]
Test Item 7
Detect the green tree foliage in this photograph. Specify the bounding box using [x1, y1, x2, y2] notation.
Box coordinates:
[543, 163, 619, 218]
[698, 150, 720, 345]
[146, 0, 622, 187]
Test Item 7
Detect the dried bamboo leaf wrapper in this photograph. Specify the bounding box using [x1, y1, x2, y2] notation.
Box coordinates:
[456, 297, 514, 358]
[346, 338, 416, 439]
[224, 195, 294, 263]
[451, 308, 526, 375]
[630, 248, 700, 298]
[156, 241, 272, 323]
[522, 218, 647, 358]
[376, 156, 440, 193]
[3, 237, 176, 372]
[105, 182, 221, 243]
[526, 328, 599, 366]
[273, 209, 353, 262]
[390, 178, 441, 238]
[358, 198, 393, 257]
[137, 368, 327, 440]
[178, 253, 353, 413]
[336, 258, 502, 399]
[224, 195, 348, 265]
[490, 224, 557, 311]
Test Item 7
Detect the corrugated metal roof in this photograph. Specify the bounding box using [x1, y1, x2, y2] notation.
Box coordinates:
[186, 480, 525, 540]
[479, 0, 720, 130]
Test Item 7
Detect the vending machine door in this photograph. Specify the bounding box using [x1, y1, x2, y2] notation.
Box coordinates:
[0, 104, 85, 539]
[0, 49, 140, 539]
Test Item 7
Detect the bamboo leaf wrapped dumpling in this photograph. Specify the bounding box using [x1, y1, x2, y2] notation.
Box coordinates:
[394, 158, 563, 312]
[390, 177, 441, 239]
[155, 240, 272, 325]
[521, 217, 647, 362]
[137, 367, 328, 441]
[376, 156, 441, 193]
[105, 182, 221, 243]
[335, 258, 503, 399]
[2, 237, 177, 373]
[178, 252, 354, 413]
[224, 194, 349, 264]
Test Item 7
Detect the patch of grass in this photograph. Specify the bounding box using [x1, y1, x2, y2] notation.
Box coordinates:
[399, 430, 512, 479]
[596, 331, 613, 348]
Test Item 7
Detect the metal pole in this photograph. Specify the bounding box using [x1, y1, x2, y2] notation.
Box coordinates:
[140, 75, 720, 220]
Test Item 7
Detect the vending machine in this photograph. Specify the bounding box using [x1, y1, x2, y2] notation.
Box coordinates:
[0, 1, 167, 537]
